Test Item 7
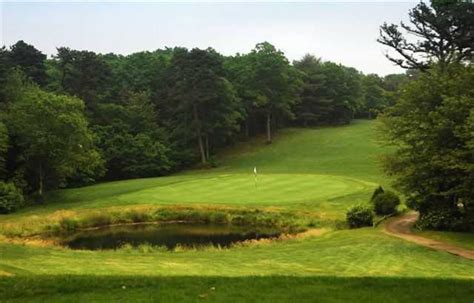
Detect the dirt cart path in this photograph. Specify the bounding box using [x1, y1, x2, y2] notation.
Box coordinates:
[384, 213, 474, 260]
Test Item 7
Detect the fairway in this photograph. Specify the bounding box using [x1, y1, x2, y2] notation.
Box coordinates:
[0, 121, 472, 302]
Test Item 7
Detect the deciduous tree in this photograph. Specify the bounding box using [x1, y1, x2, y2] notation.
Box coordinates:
[7, 84, 103, 199]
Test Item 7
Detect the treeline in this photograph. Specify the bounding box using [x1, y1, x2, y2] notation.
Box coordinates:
[0, 40, 406, 212]
[377, 0, 473, 231]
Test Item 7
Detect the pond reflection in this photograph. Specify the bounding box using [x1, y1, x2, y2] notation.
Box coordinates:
[63, 223, 281, 250]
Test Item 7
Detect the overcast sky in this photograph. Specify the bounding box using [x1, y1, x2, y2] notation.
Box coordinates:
[1, 1, 417, 75]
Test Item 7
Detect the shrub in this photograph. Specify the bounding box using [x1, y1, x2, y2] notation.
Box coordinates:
[346, 204, 374, 228]
[370, 186, 384, 201]
[416, 209, 472, 232]
[59, 218, 79, 231]
[0, 182, 24, 214]
[372, 191, 400, 215]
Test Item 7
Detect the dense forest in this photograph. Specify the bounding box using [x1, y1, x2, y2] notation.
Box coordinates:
[0, 40, 405, 210]
[0, 0, 471, 233]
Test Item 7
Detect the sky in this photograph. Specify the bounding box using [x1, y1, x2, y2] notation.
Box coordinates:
[1, 1, 417, 75]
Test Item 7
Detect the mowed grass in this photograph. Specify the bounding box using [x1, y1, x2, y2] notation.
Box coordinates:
[0, 120, 384, 221]
[1, 228, 472, 278]
[1, 276, 473, 303]
[0, 120, 472, 302]
[216, 120, 391, 183]
[1, 227, 473, 302]
[414, 230, 474, 251]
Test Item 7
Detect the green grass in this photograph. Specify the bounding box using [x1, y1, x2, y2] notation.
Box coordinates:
[1, 228, 472, 278]
[0, 121, 384, 223]
[414, 230, 474, 251]
[0, 120, 472, 301]
[217, 121, 390, 182]
[1, 276, 472, 303]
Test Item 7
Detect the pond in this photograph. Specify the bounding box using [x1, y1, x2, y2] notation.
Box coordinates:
[63, 223, 282, 250]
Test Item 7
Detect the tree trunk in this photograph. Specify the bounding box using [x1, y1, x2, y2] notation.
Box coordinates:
[193, 104, 206, 164]
[266, 111, 272, 144]
[205, 134, 210, 161]
[60, 67, 67, 89]
[38, 163, 44, 202]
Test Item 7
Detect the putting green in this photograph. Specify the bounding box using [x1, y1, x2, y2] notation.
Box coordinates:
[117, 173, 374, 206]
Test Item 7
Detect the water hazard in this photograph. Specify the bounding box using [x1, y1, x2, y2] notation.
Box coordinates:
[63, 223, 281, 250]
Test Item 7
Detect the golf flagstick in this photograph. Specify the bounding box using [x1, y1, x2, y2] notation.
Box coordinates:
[254, 166, 257, 189]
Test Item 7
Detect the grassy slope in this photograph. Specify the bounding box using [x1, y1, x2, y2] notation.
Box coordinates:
[0, 120, 386, 222]
[0, 120, 473, 302]
[414, 230, 474, 251]
[217, 121, 390, 184]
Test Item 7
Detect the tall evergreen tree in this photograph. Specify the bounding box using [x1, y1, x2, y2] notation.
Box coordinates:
[53, 48, 112, 110]
[247, 42, 301, 143]
[165, 48, 242, 164]
[378, 0, 474, 70]
[294, 55, 362, 125]
[8, 40, 47, 86]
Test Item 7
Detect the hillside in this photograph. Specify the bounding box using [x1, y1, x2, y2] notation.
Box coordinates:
[0, 121, 472, 302]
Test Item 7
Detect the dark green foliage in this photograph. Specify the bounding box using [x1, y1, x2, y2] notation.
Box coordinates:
[293, 54, 362, 126]
[378, 0, 474, 70]
[415, 209, 472, 232]
[0, 39, 407, 209]
[370, 186, 385, 201]
[0, 181, 24, 214]
[372, 191, 400, 216]
[7, 40, 47, 86]
[93, 93, 172, 180]
[0, 47, 12, 103]
[246, 42, 302, 142]
[0, 122, 8, 179]
[6, 82, 103, 196]
[52, 48, 112, 109]
[226, 43, 301, 142]
[358, 74, 386, 119]
[379, 64, 474, 231]
[346, 204, 374, 228]
[163, 47, 242, 164]
[378, 1, 474, 231]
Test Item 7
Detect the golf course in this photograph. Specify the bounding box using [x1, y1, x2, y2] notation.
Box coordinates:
[0, 120, 473, 302]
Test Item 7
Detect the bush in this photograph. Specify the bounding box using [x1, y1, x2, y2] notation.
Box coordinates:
[416, 209, 472, 232]
[372, 191, 400, 215]
[0, 182, 24, 214]
[370, 186, 384, 201]
[346, 204, 374, 228]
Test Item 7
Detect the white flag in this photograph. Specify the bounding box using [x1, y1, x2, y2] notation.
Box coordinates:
[254, 167, 257, 175]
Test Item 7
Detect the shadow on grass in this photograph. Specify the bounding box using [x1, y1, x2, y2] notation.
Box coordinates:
[1, 275, 472, 302]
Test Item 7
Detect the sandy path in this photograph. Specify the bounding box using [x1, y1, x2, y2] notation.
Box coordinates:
[384, 213, 474, 260]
